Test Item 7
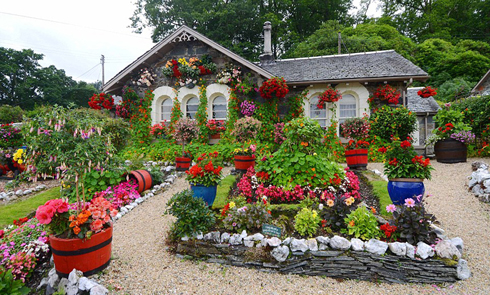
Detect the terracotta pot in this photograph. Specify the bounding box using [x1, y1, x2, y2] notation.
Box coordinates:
[50, 225, 112, 278]
[128, 170, 153, 193]
[345, 149, 368, 170]
[234, 155, 255, 172]
[434, 138, 467, 163]
[176, 157, 191, 171]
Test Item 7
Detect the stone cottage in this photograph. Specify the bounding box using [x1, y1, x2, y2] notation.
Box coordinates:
[103, 22, 431, 138]
[472, 69, 490, 96]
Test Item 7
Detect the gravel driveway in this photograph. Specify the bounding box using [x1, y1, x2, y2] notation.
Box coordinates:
[99, 159, 490, 295]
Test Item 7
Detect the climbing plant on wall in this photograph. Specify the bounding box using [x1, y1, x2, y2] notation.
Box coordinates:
[225, 90, 240, 138]
[129, 90, 154, 146]
[195, 85, 209, 142]
[169, 89, 183, 136]
[285, 89, 308, 121]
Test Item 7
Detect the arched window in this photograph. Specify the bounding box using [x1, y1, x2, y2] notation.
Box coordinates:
[185, 97, 199, 119]
[309, 96, 327, 127]
[160, 98, 172, 121]
[212, 96, 227, 120]
[339, 94, 357, 125]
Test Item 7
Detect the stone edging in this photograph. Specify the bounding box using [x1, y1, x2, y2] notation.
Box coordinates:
[175, 231, 470, 283]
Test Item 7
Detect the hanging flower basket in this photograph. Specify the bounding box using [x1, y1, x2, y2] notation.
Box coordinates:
[417, 86, 437, 98]
[317, 87, 342, 109]
[259, 77, 289, 99]
[368, 84, 401, 105]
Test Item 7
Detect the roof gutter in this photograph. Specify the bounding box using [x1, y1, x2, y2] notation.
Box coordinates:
[286, 75, 429, 86]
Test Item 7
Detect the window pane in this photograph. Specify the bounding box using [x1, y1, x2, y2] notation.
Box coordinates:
[161, 98, 172, 121]
[309, 96, 327, 126]
[339, 94, 357, 119]
[186, 97, 199, 119]
[212, 96, 227, 119]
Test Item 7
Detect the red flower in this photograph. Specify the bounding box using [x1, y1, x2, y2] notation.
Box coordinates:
[389, 158, 398, 166]
[378, 147, 387, 153]
[204, 161, 214, 172]
[400, 140, 411, 149]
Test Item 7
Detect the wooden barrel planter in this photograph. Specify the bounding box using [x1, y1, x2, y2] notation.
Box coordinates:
[434, 138, 467, 163]
[128, 170, 153, 193]
[234, 155, 255, 172]
[175, 157, 192, 171]
[345, 149, 368, 170]
[208, 133, 221, 145]
[50, 225, 112, 278]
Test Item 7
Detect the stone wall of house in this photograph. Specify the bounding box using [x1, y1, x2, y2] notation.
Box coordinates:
[176, 241, 459, 284]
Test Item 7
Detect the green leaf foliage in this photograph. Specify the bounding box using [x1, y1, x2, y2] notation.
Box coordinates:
[294, 207, 321, 238]
[342, 206, 382, 241]
[0, 268, 30, 295]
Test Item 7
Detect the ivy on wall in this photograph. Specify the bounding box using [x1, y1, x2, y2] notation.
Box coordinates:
[129, 90, 154, 146]
[225, 90, 240, 138]
[285, 89, 308, 121]
[196, 85, 209, 142]
[169, 89, 183, 135]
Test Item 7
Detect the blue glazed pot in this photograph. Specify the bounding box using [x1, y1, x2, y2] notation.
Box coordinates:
[190, 183, 217, 206]
[387, 178, 425, 205]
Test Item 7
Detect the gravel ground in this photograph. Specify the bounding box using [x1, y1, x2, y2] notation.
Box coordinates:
[99, 160, 490, 295]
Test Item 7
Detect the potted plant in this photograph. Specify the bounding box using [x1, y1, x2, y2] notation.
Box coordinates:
[173, 117, 199, 171]
[35, 196, 118, 277]
[378, 139, 433, 205]
[259, 77, 289, 100]
[368, 84, 401, 108]
[206, 119, 226, 143]
[316, 87, 342, 109]
[340, 117, 370, 170]
[417, 86, 437, 98]
[427, 103, 472, 163]
[186, 152, 223, 206]
[163, 56, 217, 88]
[230, 117, 261, 172]
[233, 144, 257, 172]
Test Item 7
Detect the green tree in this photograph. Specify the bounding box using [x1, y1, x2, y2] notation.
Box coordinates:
[129, 0, 353, 60]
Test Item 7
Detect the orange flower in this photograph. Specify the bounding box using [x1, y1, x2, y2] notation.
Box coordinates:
[349, 220, 355, 227]
[370, 207, 376, 214]
[73, 226, 81, 235]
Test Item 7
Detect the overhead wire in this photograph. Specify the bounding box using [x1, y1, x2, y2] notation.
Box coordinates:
[75, 64, 100, 80]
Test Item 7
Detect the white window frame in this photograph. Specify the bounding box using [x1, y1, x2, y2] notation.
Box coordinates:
[211, 95, 227, 120]
[185, 96, 199, 119]
[160, 98, 172, 122]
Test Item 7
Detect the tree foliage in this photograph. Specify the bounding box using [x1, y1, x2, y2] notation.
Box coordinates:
[129, 0, 353, 60]
[0, 47, 97, 110]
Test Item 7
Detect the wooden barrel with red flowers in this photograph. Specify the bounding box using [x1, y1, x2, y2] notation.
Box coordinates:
[234, 155, 255, 172]
[50, 225, 112, 277]
[176, 157, 192, 171]
[345, 149, 368, 169]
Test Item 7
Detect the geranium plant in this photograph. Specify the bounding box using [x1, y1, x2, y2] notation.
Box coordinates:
[368, 84, 401, 106]
[35, 196, 118, 239]
[316, 87, 342, 109]
[426, 103, 472, 145]
[417, 86, 437, 98]
[174, 117, 199, 156]
[88, 93, 114, 110]
[205, 119, 226, 135]
[185, 152, 223, 187]
[150, 122, 168, 139]
[259, 77, 289, 99]
[379, 139, 433, 180]
[345, 139, 370, 150]
[0, 123, 22, 148]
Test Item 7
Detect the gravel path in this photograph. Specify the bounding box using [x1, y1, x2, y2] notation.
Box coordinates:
[99, 160, 490, 295]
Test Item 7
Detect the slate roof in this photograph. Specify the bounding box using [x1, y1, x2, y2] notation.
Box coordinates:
[472, 69, 490, 95]
[406, 87, 440, 114]
[259, 50, 428, 84]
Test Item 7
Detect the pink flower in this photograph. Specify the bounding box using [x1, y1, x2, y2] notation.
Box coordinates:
[90, 219, 104, 232]
[404, 198, 416, 208]
[0, 230, 4, 239]
[250, 144, 256, 152]
[386, 204, 397, 213]
[35, 207, 52, 224]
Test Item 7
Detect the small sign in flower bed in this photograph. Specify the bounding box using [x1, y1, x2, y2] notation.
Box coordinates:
[165, 118, 470, 283]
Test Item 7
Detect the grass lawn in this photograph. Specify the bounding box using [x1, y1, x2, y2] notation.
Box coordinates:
[0, 186, 61, 228]
[212, 175, 236, 210]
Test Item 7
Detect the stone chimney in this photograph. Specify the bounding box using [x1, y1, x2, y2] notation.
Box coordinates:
[260, 21, 274, 64]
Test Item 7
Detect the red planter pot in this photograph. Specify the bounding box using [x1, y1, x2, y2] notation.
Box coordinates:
[128, 170, 153, 193]
[345, 149, 368, 170]
[234, 155, 255, 172]
[176, 157, 191, 171]
[209, 133, 221, 139]
[50, 225, 112, 278]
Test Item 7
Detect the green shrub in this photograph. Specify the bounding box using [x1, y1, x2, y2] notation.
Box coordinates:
[342, 206, 382, 240]
[294, 207, 321, 237]
[102, 118, 131, 152]
[369, 105, 417, 142]
[0, 268, 30, 295]
[0, 105, 24, 124]
[222, 202, 271, 233]
[165, 189, 216, 238]
[148, 168, 165, 185]
[452, 95, 490, 136]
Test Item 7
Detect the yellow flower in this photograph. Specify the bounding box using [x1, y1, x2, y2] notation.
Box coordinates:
[229, 202, 235, 208]
[18, 159, 23, 164]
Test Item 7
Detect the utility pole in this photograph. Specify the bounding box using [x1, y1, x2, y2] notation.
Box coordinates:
[100, 54, 105, 88]
[338, 32, 341, 54]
